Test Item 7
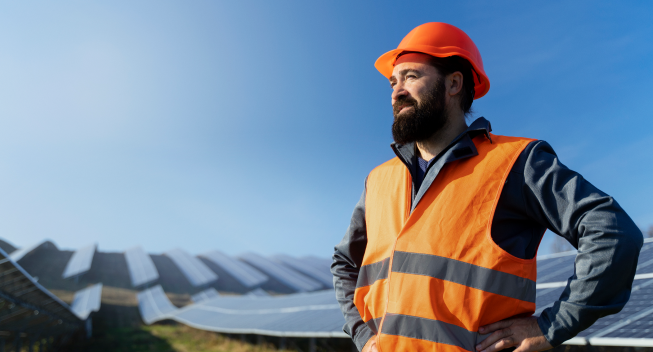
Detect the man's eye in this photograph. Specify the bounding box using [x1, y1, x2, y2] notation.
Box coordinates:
[406, 74, 417, 79]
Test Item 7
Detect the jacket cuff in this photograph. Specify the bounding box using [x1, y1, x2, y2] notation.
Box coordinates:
[537, 310, 572, 347]
[352, 324, 375, 351]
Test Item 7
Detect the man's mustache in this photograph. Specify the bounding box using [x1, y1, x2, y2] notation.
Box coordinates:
[393, 96, 418, 116]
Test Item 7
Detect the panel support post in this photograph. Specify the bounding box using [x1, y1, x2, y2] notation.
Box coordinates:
[309, 337, 316, 352]
[14, 333, 21, 352]
[280, 337, 286, 349]
[28, 338, 34, 352]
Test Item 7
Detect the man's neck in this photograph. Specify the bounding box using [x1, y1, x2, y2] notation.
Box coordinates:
[416, 113, 468, 161]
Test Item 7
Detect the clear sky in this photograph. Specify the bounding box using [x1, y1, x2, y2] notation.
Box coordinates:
[0, 1, 651, 258]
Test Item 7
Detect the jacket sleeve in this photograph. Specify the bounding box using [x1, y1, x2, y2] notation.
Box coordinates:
[331, 185, 375, 351]
[521, 141, 644, 346]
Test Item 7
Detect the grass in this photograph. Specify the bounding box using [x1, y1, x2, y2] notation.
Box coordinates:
[61, 323, 325, 352]
[145, 325, 293, 352]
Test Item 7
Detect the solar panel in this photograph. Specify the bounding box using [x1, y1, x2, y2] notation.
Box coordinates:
[0, 246, 83, 339]
[301, 256, 332, 271]
[531, 238, 653, 346]
[200, 250, 268, 288]
[191, 288, 220, 303]
[164, 248, 218, 287]
[62, 243, 97, 279]
[246, 288, 270, 297]
[142, 289, 348, 337]
[239, 253, 323, 292]
[124, 246, 159, 287]
[9, 240, 50, 262]
[273, 254, 333, 287]
[71, 283, 103, 320]
[137, 285, 179, 324]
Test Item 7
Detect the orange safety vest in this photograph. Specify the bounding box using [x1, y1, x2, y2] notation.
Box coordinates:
[354, 134, 538, 352]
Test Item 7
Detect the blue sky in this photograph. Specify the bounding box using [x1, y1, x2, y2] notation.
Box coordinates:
[0, 1, 651, 258]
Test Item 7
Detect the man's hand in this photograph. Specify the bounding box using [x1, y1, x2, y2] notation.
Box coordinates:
[475, 317, 552, 352]
[362, 336, 378, 352]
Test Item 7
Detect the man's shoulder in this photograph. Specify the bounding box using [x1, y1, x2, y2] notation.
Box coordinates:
[488, 133, 538, 145]
[370, 157, 404, 173]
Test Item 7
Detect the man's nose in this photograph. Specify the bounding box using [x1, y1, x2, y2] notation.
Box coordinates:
[391, 82, 408, 102]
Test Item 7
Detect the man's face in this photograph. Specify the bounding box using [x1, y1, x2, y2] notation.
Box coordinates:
[390, 53, 448, 145]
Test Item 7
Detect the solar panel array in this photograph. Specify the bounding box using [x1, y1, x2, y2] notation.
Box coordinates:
[138, 287, 348, 337]
[273, 254, 333, 287]
[240, 253, 323, 292]
[191, 288, 220, 303]
[200, 250, 268, 288]
[71, 283, 103, 320]
[124, 246, 159, 287]
[62, 243, 97, 279]
[165, 248, 218, 287]
[536, 238, 653, 346]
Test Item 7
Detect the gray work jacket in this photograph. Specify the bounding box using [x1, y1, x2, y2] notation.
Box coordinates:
[331, 117, 643, 350]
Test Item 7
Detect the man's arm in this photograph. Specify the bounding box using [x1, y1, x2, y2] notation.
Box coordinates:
[478, 140, 643, 351]
[332, 186, 376, 351]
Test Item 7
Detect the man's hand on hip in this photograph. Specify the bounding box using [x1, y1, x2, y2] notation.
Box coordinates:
[476, 317, 552, 352]
[362, 337, 378, 352]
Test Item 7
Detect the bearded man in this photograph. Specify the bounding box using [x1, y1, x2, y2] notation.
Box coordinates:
[331, 23, 643, 352]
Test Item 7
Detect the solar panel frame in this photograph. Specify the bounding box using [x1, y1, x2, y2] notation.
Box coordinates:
[0, 246, 83, 335]
[71, 283, 103, 320]
[62, 243, 97, 279]
[164, 248, 218, 287]
[124, 246, 160, 287]
[239, 253, 323, 292]
[200, 250, 267, 288]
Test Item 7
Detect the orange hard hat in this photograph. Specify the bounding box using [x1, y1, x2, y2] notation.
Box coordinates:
[375, 22, 490, 99]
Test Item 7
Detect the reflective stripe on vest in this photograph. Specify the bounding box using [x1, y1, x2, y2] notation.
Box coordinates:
[354, 134, 538, 352]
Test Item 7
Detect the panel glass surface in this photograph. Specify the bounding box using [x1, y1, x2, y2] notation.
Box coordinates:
[192, 288, 220, 303]
[144, 290, 347, 337]
[201, 250, 267, 287]
[165, 248, 218, 287]
[536, 255, 576, 284]
[576, 278, 653, 338]
[9, 241, 46, 262]
[71, 283, 103, 320]
[137, 285, 179, 324]
[273, 254, 333, 287]
[125, 246, 160, 287]
[62, 243, 97, 279]
[240, 253, 322, 292]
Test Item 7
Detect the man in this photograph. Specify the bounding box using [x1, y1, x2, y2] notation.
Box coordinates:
[331, 22, 643, 352]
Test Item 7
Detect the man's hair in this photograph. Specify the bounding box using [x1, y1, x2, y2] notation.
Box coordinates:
[426, 55, 476, 117]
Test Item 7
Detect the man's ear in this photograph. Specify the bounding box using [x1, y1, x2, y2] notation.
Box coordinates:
[447, 71, 464, 97]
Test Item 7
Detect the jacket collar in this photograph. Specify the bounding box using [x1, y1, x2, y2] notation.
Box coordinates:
[391, 117, 492, 167]
[389, 117, 493, 211]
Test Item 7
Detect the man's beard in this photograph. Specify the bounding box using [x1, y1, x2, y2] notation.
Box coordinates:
[391, 78, 448, 145]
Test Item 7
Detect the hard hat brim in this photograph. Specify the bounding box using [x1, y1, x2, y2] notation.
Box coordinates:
[375, 47, 490, 100]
